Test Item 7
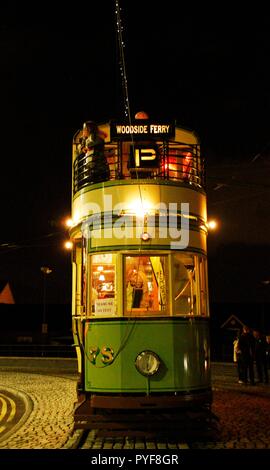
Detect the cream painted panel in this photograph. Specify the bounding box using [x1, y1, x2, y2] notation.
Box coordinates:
[72, 184, 207, 224]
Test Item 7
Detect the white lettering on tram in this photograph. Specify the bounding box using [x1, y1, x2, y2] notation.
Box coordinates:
[150, 124, 170, 134]
[116, 125, 148, 134]
[81, 201, 190, 250]
[115, 124, 171, 135]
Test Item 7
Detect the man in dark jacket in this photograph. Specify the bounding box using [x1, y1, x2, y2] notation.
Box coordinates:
[253, 330, 269, 384]
[238, 326, 255, 385]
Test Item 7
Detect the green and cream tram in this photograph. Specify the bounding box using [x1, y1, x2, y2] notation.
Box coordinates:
[69, 115, 211, 430]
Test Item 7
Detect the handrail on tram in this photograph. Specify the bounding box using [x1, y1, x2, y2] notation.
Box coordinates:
[73, 141, 205, 195]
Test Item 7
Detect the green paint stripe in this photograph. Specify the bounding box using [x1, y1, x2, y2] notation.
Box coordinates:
[73, 179, 206, 200]
[86, 387, 206, 392]
[86, 219, 205, 233]
[87, 212, 205, 223]
[85, 318, 209, 325]
[88, 245, 206, 256]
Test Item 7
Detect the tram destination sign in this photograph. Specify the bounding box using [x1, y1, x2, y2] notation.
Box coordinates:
[110, 120, 175, 141]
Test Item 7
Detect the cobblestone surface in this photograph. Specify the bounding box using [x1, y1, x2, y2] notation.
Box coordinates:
[190, 388, 270, 449]
[0, 360, 270, 449]
[0, 372, 77, 449]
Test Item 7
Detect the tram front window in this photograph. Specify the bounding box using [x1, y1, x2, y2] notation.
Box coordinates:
[125, 255, 168, 315]
[90, 254, 116, 315]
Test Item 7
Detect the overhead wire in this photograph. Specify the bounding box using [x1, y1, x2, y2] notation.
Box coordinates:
[115, 0, 144, 242]
[113, 1, 149, 354]
[208, 189, 270, 206]
[115, 0, 131, 123]
[115, 0, 144, 180]
[0, 231, 67, 255]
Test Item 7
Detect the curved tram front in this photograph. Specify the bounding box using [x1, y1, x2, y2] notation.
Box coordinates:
[69, 116, 212, 436]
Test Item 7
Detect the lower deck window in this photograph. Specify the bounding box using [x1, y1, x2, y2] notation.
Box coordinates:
[91, 254, 116, 315]
[173, 254, 196, 315]
[125, 255, 168, 315]
[172, 253, 208, 316]
[87, 252, 208, 317]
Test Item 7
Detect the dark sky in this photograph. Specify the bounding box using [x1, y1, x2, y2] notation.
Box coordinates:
[0, 1, 270, 304]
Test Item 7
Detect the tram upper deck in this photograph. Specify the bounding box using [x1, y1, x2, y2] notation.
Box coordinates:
[72, 119, 205, 196]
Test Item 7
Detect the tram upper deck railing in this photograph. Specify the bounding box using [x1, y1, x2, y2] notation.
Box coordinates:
[73, 141, 205, 195]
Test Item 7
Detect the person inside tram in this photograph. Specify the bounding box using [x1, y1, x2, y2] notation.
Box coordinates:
[182, 151, 193, 182]
[126, 267, 149, 310]
[84, 121, 110, 183]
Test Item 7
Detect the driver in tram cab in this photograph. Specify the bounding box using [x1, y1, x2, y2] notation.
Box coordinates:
[84, 121, 110, 183]
[126, 267, 149, 310]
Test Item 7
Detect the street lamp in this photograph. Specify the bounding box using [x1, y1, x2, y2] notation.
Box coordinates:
[64, 240, 73, 250]
[207, 219, 218, 231]
[40, 266, 52, 338]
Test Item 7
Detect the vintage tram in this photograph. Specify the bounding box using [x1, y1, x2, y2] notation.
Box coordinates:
[69, 114, 212, 432]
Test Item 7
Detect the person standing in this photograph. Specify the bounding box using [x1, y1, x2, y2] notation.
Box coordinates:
[85, 121, 110, 183]
[238, 326, 255, 385]
[233, 333, 245, 383]
[253, 330, 269, 384]
[266, 336, 270, 369]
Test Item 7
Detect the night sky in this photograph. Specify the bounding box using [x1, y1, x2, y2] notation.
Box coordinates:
[0, 2, 269, 305]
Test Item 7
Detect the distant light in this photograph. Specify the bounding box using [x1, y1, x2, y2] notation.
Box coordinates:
[207, 219, 218, 230]
[64, 240, 73, 250]
[65, 218, 73, 228]
[40, 266, 52, 275]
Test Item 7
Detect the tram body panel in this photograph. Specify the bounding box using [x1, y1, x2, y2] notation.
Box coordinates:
[84, 319, 210, 393]
[70, 118, 212, 425]
[88, 228, 207, 254]
[72, 183, 207, 226]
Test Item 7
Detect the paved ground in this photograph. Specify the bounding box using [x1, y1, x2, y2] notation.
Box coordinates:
[0, 358, 270, 449]
[0, 370, 77, 449]
[191, 389, 270, 449]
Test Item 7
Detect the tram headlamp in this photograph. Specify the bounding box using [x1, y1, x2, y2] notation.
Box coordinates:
[141, 232, 151, 241]
[135, 350, 160, 377]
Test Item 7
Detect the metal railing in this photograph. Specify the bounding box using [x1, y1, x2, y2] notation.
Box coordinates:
[73, 142, 205, 195]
